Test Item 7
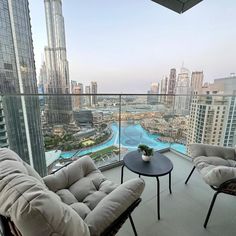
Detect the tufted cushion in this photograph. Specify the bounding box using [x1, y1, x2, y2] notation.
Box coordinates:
[44, 156, 145, 236]
[193, 155, 236, 187]
[0, 148, 90, 236]
[190, 144, 236, 160]
[85, 178, 145, 236]
[0, 148, 45, 185]
[0, 149, 145, 236]
[44, 157, 118, 218]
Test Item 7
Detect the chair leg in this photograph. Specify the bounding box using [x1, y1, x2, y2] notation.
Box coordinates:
[129, 214, 138, 236]
[185, 166, 196, 184]
[204, 191, 220, 228]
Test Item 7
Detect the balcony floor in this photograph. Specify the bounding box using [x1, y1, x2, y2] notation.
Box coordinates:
[103, 151, 236, 236]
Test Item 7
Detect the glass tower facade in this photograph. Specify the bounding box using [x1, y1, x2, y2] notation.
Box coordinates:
[44, 0, 72, 124]
[0, 0, 46, 176]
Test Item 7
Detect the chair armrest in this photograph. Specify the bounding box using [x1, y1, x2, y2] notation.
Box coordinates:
[84, 178, 145, 236]
[190, 144, 235, 160]
[44, 156, 100, 192]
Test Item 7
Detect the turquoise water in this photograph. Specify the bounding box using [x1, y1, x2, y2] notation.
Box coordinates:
[60, 123, 186, 159]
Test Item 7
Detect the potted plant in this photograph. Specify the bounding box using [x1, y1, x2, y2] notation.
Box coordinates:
[138, 144, 154, 162]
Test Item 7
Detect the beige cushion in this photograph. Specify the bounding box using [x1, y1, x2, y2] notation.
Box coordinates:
[85, 178, 145, 236]
[0, 148, 90, 236]
[44, 156, 145, 236]
[0, 149, 145, 236]
[193, 155, 236, 187]
[44, 157, 119, 212]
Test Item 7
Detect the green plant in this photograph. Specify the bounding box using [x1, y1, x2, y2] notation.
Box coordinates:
[138, 144, 153, 156]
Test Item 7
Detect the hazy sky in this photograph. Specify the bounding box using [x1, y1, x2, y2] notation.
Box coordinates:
[29, 0, 236, 93]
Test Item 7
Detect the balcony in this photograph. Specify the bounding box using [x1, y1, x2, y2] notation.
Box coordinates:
[103, 150, 236, 236]
[0, 93, 236, 235]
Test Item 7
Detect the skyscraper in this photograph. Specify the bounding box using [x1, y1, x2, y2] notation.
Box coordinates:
[0, 0, 46, 176]
[38, 62, 47, 94]
[174, 67, 191, 115]
[71, 81, 84, 110]
[44, 0, 72, 124]
[191, 71, 203, 94]
[214, 75, 236, 147]
[147, 82, 159, 105]
[160, 77, 168, 104]
[91, 81, 98, 106]
[187, 95, 227, 154]
[167, 68, 176, 107]
[85, 86, 91, 107]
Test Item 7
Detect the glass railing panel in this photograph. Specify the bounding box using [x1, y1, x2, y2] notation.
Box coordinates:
[2, 93, 236, 175]
[120, 94, 174, 159]
[169, 94, 189, 155]
[42, 94, 120, 172]
[180, 94, 236, 156]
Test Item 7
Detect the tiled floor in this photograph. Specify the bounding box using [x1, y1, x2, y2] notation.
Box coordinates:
[103, 151, 236, 236]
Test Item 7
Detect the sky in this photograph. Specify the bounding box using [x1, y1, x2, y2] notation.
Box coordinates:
[29, 0, 236, 93]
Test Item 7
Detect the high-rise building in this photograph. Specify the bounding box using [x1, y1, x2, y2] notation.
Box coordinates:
[0, 0, 46, 176]
[160, 77, 168, 104]
[85, 85, 91, 107]
[147, 82, 159, 105]
[214, 75, 236, 147]
[191, 71, 203, 94]
[38, 62, 47, 94]
[174, 68, 191, 115]
[91, 81, 98, 106]
[187, 96, 228, 154]
[167, 68, 176, 106]
[44, 0, 72, 124]
[71, 81, 84, 110]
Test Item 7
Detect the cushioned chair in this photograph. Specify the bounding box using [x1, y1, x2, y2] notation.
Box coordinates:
[185, 143, 236, 227]
[0, 148, 145, 236]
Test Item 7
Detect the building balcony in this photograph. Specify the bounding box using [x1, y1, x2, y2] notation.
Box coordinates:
[103, 150, 236, 236]
[0, 93, 236, 235]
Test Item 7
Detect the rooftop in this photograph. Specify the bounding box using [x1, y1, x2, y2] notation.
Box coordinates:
[103, 150, 236, 236]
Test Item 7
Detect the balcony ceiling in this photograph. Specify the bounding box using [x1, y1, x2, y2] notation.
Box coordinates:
[151, 0, 203, 13]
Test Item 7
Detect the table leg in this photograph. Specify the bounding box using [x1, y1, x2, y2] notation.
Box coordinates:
[156, 177, 160, 220]
[169, 172, 172, 194]
[121, 165, 125, 184]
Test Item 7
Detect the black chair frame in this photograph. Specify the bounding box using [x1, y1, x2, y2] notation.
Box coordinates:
[185, 166, 236, 228]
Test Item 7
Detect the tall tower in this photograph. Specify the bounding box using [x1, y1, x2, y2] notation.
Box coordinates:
[0, 0, 46, 176]
[71, 81, 84, 110]
[174, 67, 191, 115]
[160, 77, 168, 104]
[44, 0, 72, 124]
[167, 68, 176, 107]
[191, 71, 203, 94]
[147, 82, 159, 105]
[91, 81, 98, 106]
[85, 86, 91, 107]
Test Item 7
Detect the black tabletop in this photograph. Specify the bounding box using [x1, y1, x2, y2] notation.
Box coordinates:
[123, 150, 173, 177]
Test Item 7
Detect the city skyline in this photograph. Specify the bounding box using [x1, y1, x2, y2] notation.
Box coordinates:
[29, 0, 236, 93]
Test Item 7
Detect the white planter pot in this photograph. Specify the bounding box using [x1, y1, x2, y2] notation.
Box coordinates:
[142, 155, 152, 162]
